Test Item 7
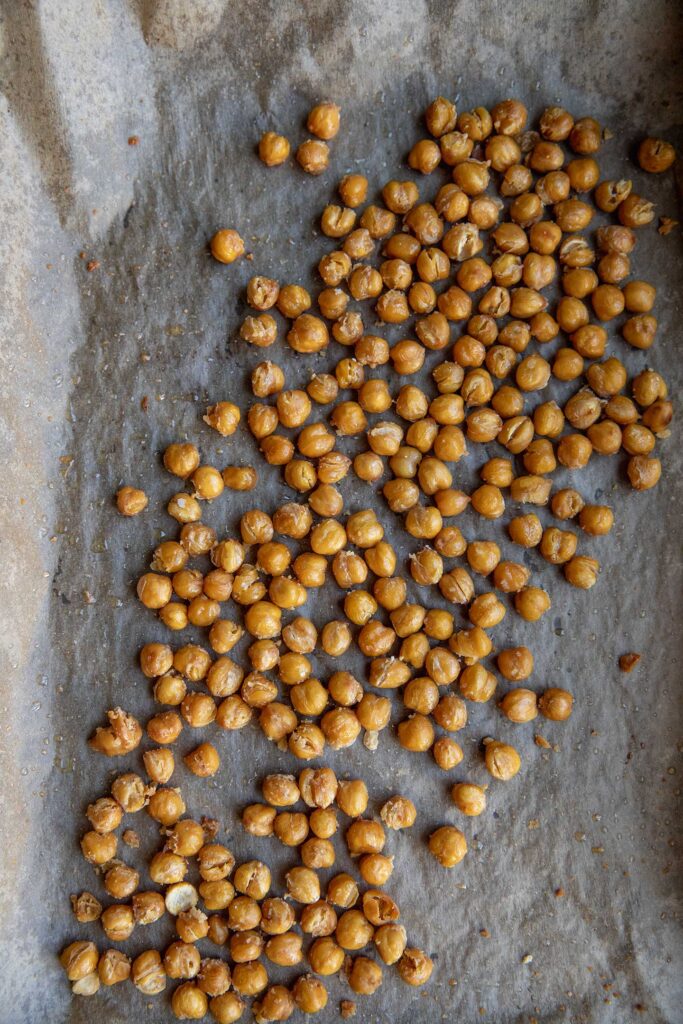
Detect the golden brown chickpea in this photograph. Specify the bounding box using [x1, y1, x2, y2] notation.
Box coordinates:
[428, 825, 467, 868]
[539, 688, 574, 721]
[459, 664, 497, 703]
[184, 741, 220, 777]
[623, 314, 658, 350]
[587, 419, 622, 455]
[258, 130, 291, 166]
[296, 138, 330, 175]
[619, 193, 656, 228]
[451, 782, 487, 819]
[516, 586, 552, 622]
[495, 649, 533, 689]
[553, 347, 584, 382]
[540, 526, 577, 565]
[637, 136, 676, 173]
[567, 116, 601, 154]
[408, 138, 441, 174]
[307, 937, 345, 976]
[230, 962, 267, 999]
[627, 454, 662, 491]
[209, 992, 247, 1023]
[396, 714, 434, 752]
[557, 433, 592, 470]
[642, 400, 673, 433]
[499, 687, 538, 724]
[538, 105, 573, 140]
[433, 736, 464, 771]
[564, 553, 600, 588]
[484, 738, 521, 780]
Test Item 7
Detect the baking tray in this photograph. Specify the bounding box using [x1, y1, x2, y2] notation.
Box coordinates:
[0, 1, 681, 1022]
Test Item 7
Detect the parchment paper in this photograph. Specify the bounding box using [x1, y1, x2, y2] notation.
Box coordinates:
[0, 2, 682, 1022]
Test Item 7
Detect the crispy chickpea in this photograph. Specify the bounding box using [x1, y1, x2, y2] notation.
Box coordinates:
[451, 782, 487, 817]
[623, 314, 657, 350]
[228, 963, 267, 999]
[459, 664, 497, 702]
[396, 713, 434, 752]
[564, 554, 600, 588]
[408, 138, 441, 174]
[307, 937, 345, 976]
[627, 455, 661, 491]
[499, 687, 538, 724]
[579, 504, 614, 536]
[637, 136, 676, 173]
[296, 138, 329, 175]
[484, 738, 521, 780]
[642, 400, 672, 433]
[619, 193, 656, 228]
[308, 102, 340, 140]
[429, 826, 467, 868]
[433, 736, 464, 770]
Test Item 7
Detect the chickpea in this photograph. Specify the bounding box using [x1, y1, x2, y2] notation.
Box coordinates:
[556, 434, 592, 470]
[637, 136, 676, 173]
[619, 193, 656, 230]
[295, 138, 329, 175]
[642, 400, 673, 434]
[429, 825, 467, 868]
[484, 738, 521, 781]
[433, 736, 464, 770]
[397, 713, 434, 752]
[515, 586, 552, 622]
[627, 454, 661, 491]
[448, 782, 486, 820]
[407, 138, 441, 174]
[229, 962, 267, 999]
[563, 554, 600, 588]
[433, 693, 467, 731]
[459, 664, 497, 703]
[623, 314, 658, 350]
[540, 688, 577, 720]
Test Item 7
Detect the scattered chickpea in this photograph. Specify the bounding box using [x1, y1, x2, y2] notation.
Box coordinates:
[210, 229, 244, 265]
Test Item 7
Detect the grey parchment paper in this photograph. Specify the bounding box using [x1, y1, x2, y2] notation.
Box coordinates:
[0, 1, 681, 1022]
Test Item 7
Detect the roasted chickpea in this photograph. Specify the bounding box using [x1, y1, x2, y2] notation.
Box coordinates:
[539, 688, 574, 721]
[484, 738, 521, 780]
[637, 137, 676, 173]
[451, 782, 487, 816]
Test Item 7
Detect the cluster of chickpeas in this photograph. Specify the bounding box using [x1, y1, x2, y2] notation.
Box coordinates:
[242, 769, 416, 884]
[257, 102, 341, 177]
[97, 94, 676, 1017]
[63, 768, 432, 1020]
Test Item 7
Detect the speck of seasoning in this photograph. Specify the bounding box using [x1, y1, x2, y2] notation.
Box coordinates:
[140, 395, 149, 412]
[83, 590, 96, 605]
[592, 846, 605, 854]
[128, 135, 139, 145]
[86, 260, 100, 272]
[528, 819, 540, 830]
[140, 352, 151, 363]
[555, 887, 565, 897]
[619, 652, 641, 673]
[521, 954, 533, 964]
[479, 928, 490, 938]
[535, 735, 552, 749]
[575, 832, 586, 842]
[340, 1000, 356, 1019]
